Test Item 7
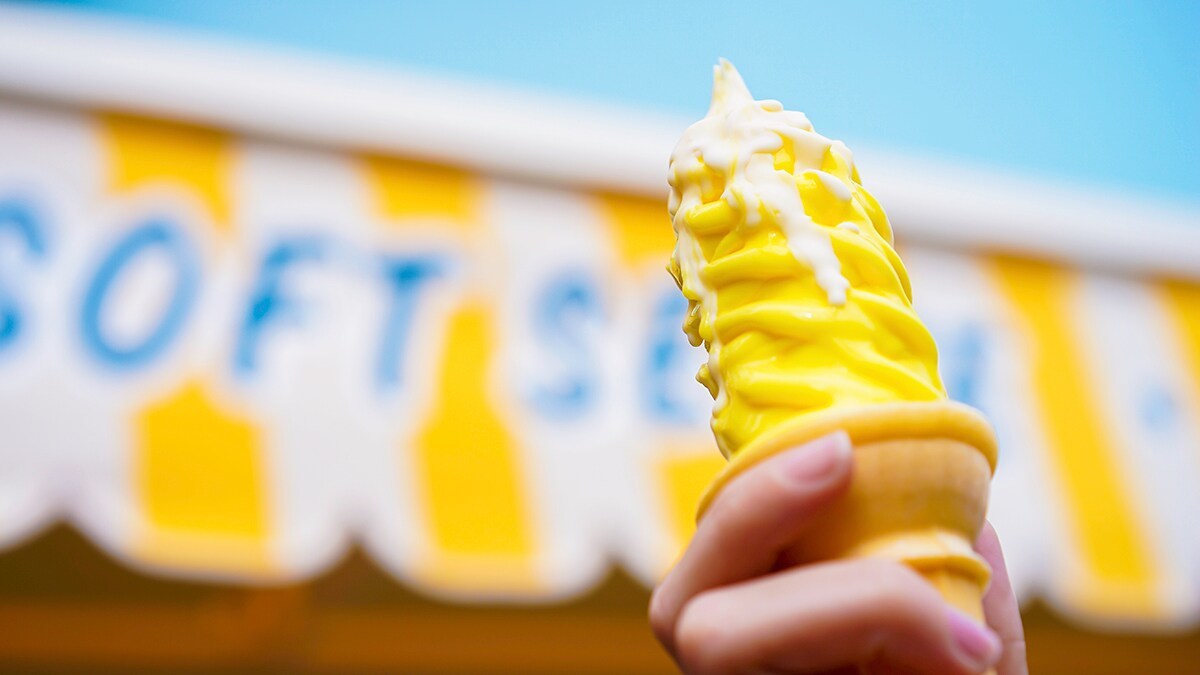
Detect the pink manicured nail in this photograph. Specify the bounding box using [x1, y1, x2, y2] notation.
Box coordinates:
[779, 431, 851, 483]
[947, 608, 1002, 671]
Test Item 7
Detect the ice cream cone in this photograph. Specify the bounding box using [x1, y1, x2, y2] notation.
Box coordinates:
[698, 400, 996, 618]
[666, 60, 999, 631]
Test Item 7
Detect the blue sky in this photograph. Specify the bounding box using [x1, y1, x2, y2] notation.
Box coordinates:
[19, 0, 1200, 206]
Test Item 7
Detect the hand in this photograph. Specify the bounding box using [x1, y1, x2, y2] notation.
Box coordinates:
[649, 432, 1028, 674]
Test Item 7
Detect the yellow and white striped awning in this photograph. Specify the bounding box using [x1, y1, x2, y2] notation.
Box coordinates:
[0, 4, 1198, 632]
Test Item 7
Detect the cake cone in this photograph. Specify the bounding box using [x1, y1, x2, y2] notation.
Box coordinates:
[698, 401, 996, 620]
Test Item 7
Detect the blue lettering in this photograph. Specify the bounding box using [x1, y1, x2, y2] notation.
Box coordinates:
[80, 218, 199, 369]
[642, 291, 696, 424]
[0, 196, 48, 352]
[942, 322, 987, 413]
[235, 236, 326, 377]
[1139, 384, 1178, 433]
[375, 255, 443, 391]
[529, 272, 602, 419]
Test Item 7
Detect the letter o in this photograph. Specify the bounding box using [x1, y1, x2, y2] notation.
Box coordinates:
[80, 218, 200, 369]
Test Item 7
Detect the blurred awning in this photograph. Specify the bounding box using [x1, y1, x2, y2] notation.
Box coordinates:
[0, 4, 1199, 633]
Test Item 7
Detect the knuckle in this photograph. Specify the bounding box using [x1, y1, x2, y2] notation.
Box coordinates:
[647, 586, 673, 645]
[1005, 636, 1029, 671]
[698, 501, 736, 540]
[866, 560, 940, 620]
[702, 484, 754, 532]
[701, 473, 790, 538]
[675, 593, 735, 675]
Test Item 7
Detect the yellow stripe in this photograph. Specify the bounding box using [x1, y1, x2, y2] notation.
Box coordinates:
[100, 113, 272, 572]
[1161, 281, 1200, 418]
[656, 448, 726, 570]
[596, 193, 675, 268]
[989, 257, 1161, 617]
[134, 381, 272, 572]
[361, 153, 537, 590]
[413, 300, 539, 591]
[363, 155, 478, 227]
[99, 113, 233, 231]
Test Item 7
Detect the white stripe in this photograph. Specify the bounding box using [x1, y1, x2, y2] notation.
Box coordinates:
[229, 140, 370, 579]
[0, 102, 134, 554]
[486, 179, 614, 597]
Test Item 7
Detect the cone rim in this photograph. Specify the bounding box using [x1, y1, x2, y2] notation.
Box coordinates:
[697, 400, 997, 518]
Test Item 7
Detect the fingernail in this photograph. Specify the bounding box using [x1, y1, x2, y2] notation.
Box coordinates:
[947, 608, 1001, 671]
[779, 431, 851, 483]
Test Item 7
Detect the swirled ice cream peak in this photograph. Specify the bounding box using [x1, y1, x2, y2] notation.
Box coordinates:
[668, 59, 850, 307]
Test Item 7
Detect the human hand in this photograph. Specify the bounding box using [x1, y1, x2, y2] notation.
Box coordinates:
[649, 432, 1027, 674]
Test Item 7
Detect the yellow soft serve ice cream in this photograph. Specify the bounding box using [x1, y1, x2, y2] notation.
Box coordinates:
[668, 60, 998, 623]
[668, 59, 950, 462]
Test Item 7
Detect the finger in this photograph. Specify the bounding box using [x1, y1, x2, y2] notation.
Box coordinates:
[976, 522, 1028, 675]
[674, 558, 1002, 675]
[649, 431, 853, 654]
